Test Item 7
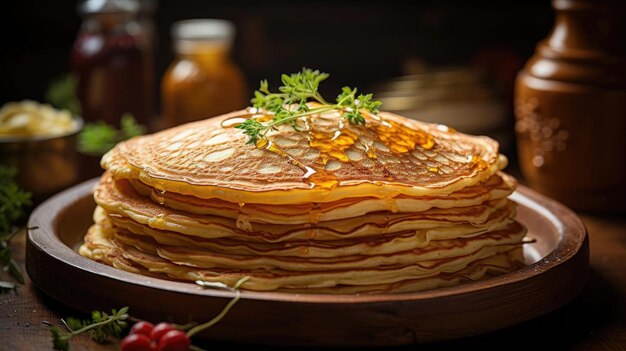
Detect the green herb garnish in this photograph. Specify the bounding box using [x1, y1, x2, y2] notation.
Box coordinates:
[50, 307, 129, 351]
[0, 166, 31, 286]
[0, 229, 25, 286]
[236, 68, 382, 145]
[45, 74, 81, 116]
[78, 114, 146, 156]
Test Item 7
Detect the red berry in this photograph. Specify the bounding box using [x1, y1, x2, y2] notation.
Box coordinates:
[149, 322, 175, 342]
[158, 330, 190, 351]
[130, 321, 155, 336]
[120, 333, 152, 351]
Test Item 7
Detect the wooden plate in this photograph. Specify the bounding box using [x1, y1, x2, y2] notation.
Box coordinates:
[26, 178, 589, 346]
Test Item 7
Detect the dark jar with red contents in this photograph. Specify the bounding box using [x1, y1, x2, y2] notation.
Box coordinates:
[71, 0, 153, 126]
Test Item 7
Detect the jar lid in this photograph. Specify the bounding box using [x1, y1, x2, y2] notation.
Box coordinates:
[172, 19, 235, 42]
[78, 0, 140, 15]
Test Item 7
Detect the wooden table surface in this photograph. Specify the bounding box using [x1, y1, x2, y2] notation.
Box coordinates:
[1, 213, 625, 350]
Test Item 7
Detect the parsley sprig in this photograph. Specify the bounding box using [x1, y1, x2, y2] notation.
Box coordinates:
[50, 307, 129, 351]
[0, 229, 25, 287]
[236, 68, 382, 144]
[77, 114, 146, 156]
[0, 166, 31, 290]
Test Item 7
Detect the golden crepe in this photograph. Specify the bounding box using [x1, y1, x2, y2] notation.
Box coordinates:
[81, 107, 526, 293]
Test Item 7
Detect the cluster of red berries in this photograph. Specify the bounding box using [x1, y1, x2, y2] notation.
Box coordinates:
[121, 321, 191, 351]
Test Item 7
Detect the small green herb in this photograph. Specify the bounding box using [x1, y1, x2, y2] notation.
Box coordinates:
[78, 114, 146, 156]
[0, 237, 25, 285]
[45, 74, 81, 116]
[0, 166, 31, 236]
[236, 68, 382, 144]
[0, 166, 31, 284]
[49, 307, 129, 351]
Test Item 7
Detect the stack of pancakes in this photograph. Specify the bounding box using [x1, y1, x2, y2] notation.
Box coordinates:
[80, 109, 526, 293]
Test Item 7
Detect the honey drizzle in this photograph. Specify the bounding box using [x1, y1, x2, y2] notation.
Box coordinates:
[224, 111, 438, 161]
[470, 155, 489, 171]
[369, 118, 435, 154]
[304, 113, 437, 162]
[306, 116, 358, 164]
[309, 203, 322, 224]
[255, 138, 339, 190]
[223, 110, 505, 189]
[302, 114, 437, 184]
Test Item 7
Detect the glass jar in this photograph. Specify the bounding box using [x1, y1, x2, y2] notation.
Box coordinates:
[71, 0, 153, 126]
[162, 19, 247, 127]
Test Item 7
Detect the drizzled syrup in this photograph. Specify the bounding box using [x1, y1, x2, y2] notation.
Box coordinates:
[369, 119, 435, 154]
[309, 203, 322, 224]
[470, 155, 489, 171]
[221, 110, 458, 190]
[306, 117, 358, 164]
[255, 138, 339, 190]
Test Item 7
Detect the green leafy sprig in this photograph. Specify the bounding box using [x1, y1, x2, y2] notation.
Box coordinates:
[50, 307, 129, 351]
[45, 74, 81, 116]
[235, 68, 382, 144]
[0, 166, 31, 236]
[78, 114, 146, 156]
[0, 229, 25, 286]
[0, 166, 31, 288]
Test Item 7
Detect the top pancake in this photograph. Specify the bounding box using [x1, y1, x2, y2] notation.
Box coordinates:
[102, 108, 505, 204]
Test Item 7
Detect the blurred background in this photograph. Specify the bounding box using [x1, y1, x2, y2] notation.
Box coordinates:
[0, 0, 554, 144]
[1, 1, 553, 98]
[4, 0, 625, 212]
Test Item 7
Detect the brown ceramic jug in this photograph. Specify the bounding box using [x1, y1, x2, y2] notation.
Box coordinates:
[515, 0, 626, 212]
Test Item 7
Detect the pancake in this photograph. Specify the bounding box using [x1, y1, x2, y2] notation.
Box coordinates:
[119, 223, 525, 272]
[92, 206, 524, 267]
[80, 223, 156, 277]
[95, 173, 514, 242]
[129, 172, 517, 224]
[102, 109, 506, 204]
[81, 218, 524, 292]
[103, 208, 515, 258]
[81, 105, 528, 294]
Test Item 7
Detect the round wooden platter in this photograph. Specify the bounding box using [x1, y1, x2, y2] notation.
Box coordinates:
[26, 178, 589, 346]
